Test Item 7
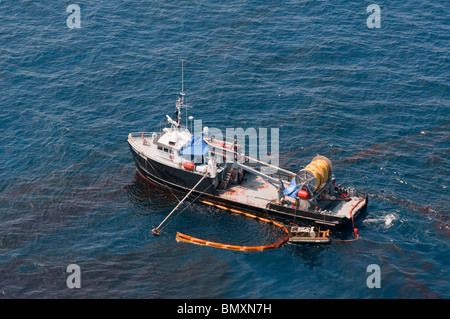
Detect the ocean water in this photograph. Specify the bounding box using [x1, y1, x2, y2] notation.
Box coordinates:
[0, 0, 448, 299]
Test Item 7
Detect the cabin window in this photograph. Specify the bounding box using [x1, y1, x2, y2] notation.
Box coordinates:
[163, 148, 168, 152]
[157, 146, 162, 151]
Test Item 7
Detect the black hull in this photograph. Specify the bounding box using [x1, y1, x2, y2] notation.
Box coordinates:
[129, 144, 368, 230]
[129, 144, 218, 196]
[199, 193, 368, 230]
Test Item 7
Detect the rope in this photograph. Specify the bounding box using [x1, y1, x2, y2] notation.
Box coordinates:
[152, 172, 209, 235]
[176, 201, 289, 251]
[331, 198, 364, 242]
[144, 157, 181, 203]
[157, 180, 216, 233]
[207, 143, 296, 176]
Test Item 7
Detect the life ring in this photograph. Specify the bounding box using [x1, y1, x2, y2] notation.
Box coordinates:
[169, 154, 174, 161]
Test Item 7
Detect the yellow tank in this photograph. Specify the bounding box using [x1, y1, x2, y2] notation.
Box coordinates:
[295, 155, 333, 192]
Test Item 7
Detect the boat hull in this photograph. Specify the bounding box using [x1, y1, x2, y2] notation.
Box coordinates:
[129, 143, 218, 196]
[200, 192, 368, 230]
[129, 142, 368, 230]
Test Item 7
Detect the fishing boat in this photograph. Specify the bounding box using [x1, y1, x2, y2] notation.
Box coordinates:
[127, 65, 368, 235]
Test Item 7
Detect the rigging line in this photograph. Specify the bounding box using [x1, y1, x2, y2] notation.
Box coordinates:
[262, 202, 286, 240]
[176, 203, 290, 251]
[141, 157, 214, 233]
[145, 156, 180, 187]
[145, 157, 181, 203]
[331, 199, 364, 242]
[152, 172, 209, 235]
[159, 180, 216, 233]
[263, 201, 275, 224]
[206, 142, 296, 176]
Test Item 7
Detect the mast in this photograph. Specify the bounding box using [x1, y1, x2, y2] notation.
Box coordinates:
[181, 60, 188, 128]
[173, 61, 185, 127]
[174, 60, 191, 130]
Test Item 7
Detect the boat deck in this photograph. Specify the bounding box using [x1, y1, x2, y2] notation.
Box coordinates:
[330, 197, 365, 218]
[217, 173, 365, 220]
[217, 174, 284, 209]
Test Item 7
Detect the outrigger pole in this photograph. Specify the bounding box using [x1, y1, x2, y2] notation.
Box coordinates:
[205, 140, 295, 200]
[151, 171, 209, 235]
[205, 140, 296, 177]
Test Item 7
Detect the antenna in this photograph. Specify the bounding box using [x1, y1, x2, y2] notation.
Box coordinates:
[175, 60, 192, 130]
[181, 60, 184, 94]
[181, 60, 188, 128]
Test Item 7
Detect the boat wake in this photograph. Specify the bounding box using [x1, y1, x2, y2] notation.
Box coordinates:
[361, 192, 449, 236]
[363, 211, 400, 229]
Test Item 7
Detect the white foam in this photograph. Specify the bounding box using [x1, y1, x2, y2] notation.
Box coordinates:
[364, 212, 399, 228]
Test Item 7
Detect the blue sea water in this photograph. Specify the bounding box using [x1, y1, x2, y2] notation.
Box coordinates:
[0, 0, 448, 299]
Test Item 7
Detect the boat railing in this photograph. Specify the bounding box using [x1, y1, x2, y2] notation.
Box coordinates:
[128, 132, 159, 139]
[128, 132, 160, 146]
[129, 132, 295, 181]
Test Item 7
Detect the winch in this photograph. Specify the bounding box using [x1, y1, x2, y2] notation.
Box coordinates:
[295, 155, 333, 193]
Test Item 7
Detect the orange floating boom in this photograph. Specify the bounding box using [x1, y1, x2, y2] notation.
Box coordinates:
[176, 232, 288, 251]
[176, 201, 290, 251]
